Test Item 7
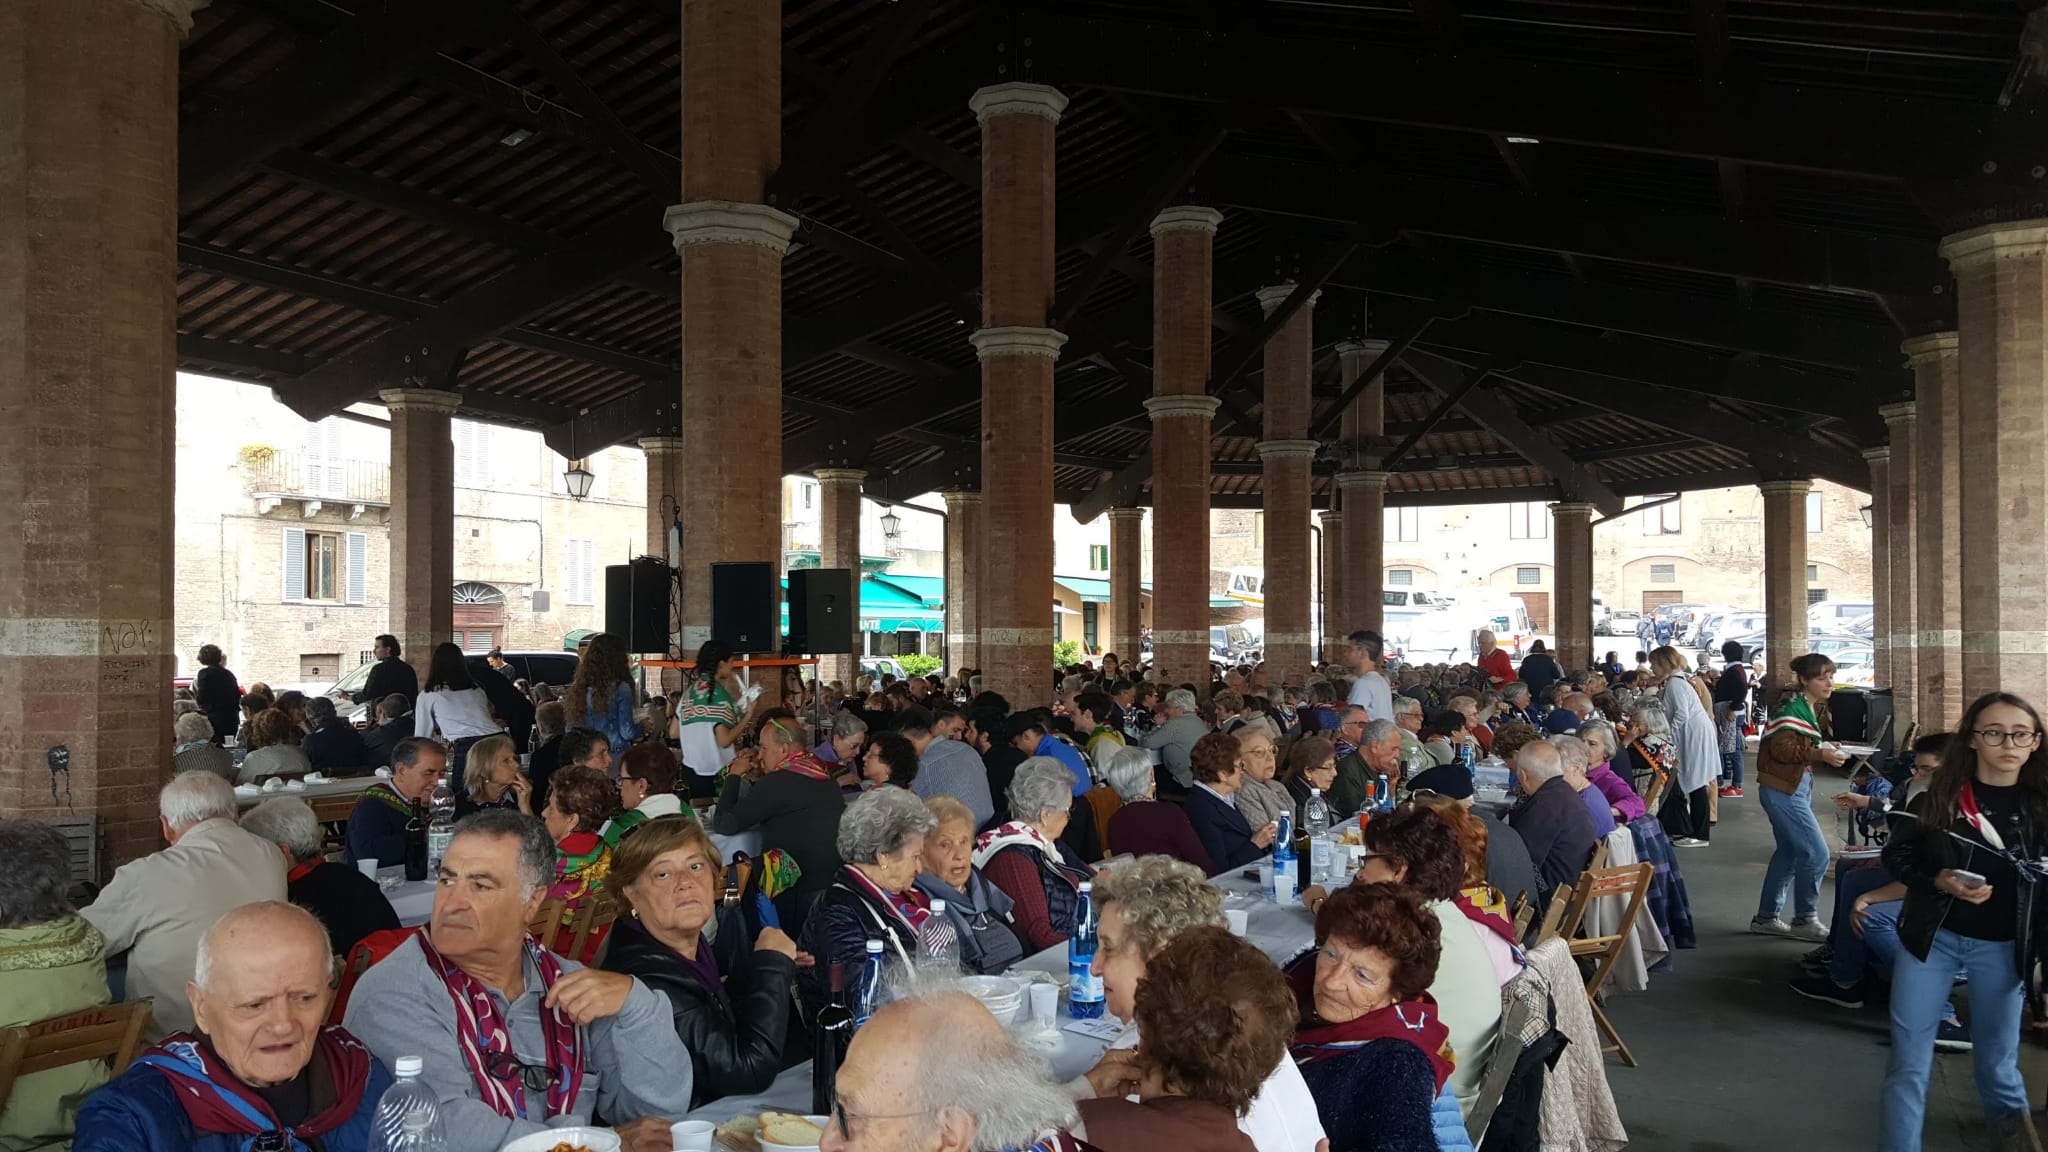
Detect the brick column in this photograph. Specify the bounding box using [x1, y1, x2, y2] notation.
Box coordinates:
[1107, 507, 1146, 664]
[1148, 205, 1222, 690]
[1863, 447, 1892, 695]
[1940, 223, 2048, 703]
[814, 469, 865, 687]
[1879, 403, 1918, 728]
[672, 0, 794, 655]
[971, 83, 1067, 707]
[0, 0, 198, 869]
[1552, 502, 1596, 673]
[638, 436, 685, 690]
[1760, 479, 1813, 695]
[1905, 332, 1962, 728]
[382, 389, 461, 686]
[941, 489, 984, 676]
[1257, 284, 1319, 682]
[1336, 339, 1390, 634]
[1320, 509, 1345, 662]
[1338, 472, 1390, 635]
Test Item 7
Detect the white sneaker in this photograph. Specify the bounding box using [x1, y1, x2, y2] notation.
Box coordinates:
[1749, 916, 1797, 937]
[1789, 918, 1830, 942]
[1673, 836, 1709, 847]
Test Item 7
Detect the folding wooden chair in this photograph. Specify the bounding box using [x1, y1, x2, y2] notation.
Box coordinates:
[1640, 768, 1672, 816]
[529, 891, 622, 963]
[1589, 839, 1610, 872]
[1509, 891, 1535, 942]
[0, 999, 153, 1111]
[1465, 970, 1553, 1143]
[1556, 862, 1655, 1067]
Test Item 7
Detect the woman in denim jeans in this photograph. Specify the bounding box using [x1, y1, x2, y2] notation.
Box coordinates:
[1749, 653, 1848, 941]
[1878, 693, 2048, 1152]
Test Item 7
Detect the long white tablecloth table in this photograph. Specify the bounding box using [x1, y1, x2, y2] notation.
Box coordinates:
[684, 867, 1323, 1127]
[234, 775, 379, 808]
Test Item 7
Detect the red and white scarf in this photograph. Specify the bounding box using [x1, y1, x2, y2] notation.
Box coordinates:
[415, 932, 584, 1120]
[1959, 780, 2008, 851]
[972, 821, 1062, 871]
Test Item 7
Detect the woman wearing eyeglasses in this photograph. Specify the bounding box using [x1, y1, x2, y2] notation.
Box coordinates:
[1751, 653, 1849, 941]
[1877, 693, 2048, 1152]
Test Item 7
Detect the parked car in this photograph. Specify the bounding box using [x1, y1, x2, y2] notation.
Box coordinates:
[1834, 645, 1877, 687]
[325, 649, 577, 725]
[1591, 595, 1609, 636]
[1808, 599, 1874, 631]
[1698, 610, 1766, 654]
[860, 656, 906, 683]
[1603, 609, 1642, 637]
[1719, 630, 1868, 668]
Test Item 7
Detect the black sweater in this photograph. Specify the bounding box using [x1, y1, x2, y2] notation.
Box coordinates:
[289, 861, 401, 957]
[355, 657, 418, 708]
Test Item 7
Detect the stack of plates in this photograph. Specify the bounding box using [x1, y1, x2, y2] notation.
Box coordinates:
[958, 975, 1023, 1023]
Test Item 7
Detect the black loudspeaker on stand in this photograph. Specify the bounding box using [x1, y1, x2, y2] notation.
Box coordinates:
[789, 568, 856, 655]
[605, 557, 672, 654]
[710, 562, 779, 652]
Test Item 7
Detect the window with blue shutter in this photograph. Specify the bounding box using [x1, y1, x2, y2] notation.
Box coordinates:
[282, 526, 306, 601]
[346, 532, 367, 604]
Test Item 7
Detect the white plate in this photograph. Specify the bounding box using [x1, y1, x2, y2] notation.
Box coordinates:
[758, 1115, 831, 1151]
[498, 1127, 621, 1152]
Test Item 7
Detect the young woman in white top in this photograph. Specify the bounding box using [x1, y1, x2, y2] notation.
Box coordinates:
[414, 641, 501, 780]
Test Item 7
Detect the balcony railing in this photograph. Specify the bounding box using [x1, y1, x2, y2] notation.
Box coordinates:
[245, 449, 390, 506]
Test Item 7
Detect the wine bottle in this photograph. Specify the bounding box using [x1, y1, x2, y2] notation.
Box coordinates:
[812, 961, 855, 1116]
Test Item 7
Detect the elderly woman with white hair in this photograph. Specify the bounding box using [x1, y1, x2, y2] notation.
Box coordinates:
[1141, 687, 1210, 796]
[1231, 725, 1295, 836]
[241, 795, 398, 957]
[916, 796, 1027, 975]
[1624, 700, 1693, 843]
[171, 710, 236, 782]
[1102, 745, 1214, 873]
[976, 757, 1095, 951]
[797, 785, 941, 1017]
[1651, 645, 1720, 846]
[1549, 733, 1616, 839]
[812, 708, 869, 770]
[1578, 719, 1647, 824]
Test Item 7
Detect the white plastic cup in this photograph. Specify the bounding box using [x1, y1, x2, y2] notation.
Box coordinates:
[356, 858, 378, 878]
[670, 1119, 715, 1151]
[1225, 908, 1250, 937]
[1030, 982, 1059, 1028]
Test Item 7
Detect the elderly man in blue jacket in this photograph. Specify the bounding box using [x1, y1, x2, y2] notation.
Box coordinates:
[75, 901, 393, 1152]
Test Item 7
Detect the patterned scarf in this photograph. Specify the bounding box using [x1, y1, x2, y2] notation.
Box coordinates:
[360, 781, 414, 819]
[1286, 961, 1456, 1093]
[136, 1029, 372, 1146]
[1453, 887, 1520, 948]
[972, 821, 1063, 871]
[843, 862, 932, 934]
[415, 932, 584, 1120]
[1960, 780, 2010, 851]
[773, 748, 839, 782]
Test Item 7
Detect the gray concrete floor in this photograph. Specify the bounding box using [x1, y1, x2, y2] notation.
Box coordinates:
[1600, 780, 2048, 1150]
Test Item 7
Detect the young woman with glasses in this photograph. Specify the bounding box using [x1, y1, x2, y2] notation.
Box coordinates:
[1878, 693, 2048, 1152]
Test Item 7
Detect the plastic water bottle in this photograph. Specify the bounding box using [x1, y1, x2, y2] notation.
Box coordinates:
[1269, 813, 1297, 906]
[425, 778, 456, 873]
[369, 1056, 447, 1152]
[1068, 881, 1104, 1018]
[1461, 739, 1477, 775]
[1304, 789, 1333, 883]
[853, 939, 885, 1027]
[919, 899, 962, 971]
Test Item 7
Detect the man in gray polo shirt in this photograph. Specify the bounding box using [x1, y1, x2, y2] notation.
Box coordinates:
[904, 709, 996, 828]
[345, 810, 688, 1152]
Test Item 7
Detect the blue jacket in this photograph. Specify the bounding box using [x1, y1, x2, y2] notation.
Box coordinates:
[1186, 785, 1264, 872]
[585, 681, 642, 754]
[74, 1053, 393, 1152]
[1432, 1083, 1475, 1151]
[1034, 735, 1093, 796]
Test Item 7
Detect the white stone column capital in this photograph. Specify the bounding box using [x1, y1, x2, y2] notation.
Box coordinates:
[969, 326, 1068, 361]
[1257, 439, 1321, 462]
[1106, 506, 1147, 523]
[969, 83, 1069, 125]
[664, 201, 800, 253]
[1149, 206, 1224, 237]
[637, 435, 686, 455]
[1336, 470, 1391, 492]
[941, 488, 985, 509]
[1144, 394, 1222, 420]
[1759, 478, 1815, 497]
[1878, 401, 1918, 425]
[1256, 284, 1321, 314]
[814, 467, 868, 486]
[1320, 509, 1345, 525]
[378, 388, 463, 416]
[1863, 446, 1892, 465]
[1336, 339, 1392, 361]
[1549, 501, 1597, 519]
[134, 0, 210, 32]
[1939, 220, 2048, 270]
[1900, 331, 1960, 365]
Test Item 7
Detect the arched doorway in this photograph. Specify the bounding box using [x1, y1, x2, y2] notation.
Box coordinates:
[453, 581, 506, 652]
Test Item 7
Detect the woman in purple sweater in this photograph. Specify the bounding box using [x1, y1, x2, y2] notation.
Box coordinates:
[1101, 744, 1215, 874]
[1579, 721, 1647, 823]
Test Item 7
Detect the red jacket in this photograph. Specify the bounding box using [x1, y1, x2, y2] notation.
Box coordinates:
[1478, 647, 1515, 687]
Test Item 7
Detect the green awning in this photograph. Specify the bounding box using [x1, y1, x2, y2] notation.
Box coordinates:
[562, 628, 599, 651]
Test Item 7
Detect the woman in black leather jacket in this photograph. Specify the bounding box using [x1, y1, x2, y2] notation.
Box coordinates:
[601, 815, 799, 1107]
[1878, 692, 2048, 1152]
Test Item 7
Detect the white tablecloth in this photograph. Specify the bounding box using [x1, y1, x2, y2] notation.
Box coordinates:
[235, 776, 378, 808]
[684, 869, 1322, 1125]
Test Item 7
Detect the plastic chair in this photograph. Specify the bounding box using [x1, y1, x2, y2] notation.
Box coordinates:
[0, 999, 153, 1110]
